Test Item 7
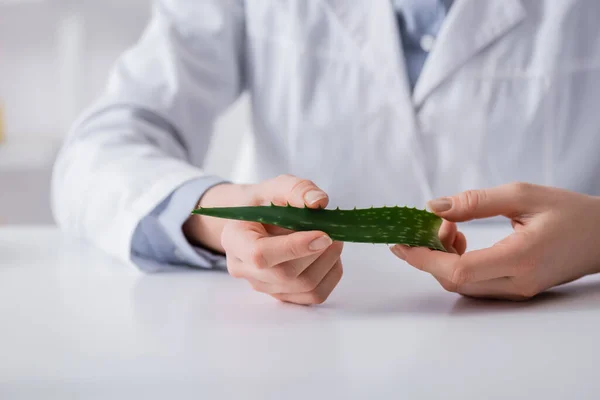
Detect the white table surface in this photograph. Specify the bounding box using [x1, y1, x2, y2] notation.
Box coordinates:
[1, 224, 600, 400]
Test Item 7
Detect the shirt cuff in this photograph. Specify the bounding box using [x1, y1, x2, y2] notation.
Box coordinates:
[131, 176, 229, 271]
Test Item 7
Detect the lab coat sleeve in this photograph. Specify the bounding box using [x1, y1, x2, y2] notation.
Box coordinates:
[50, 0, 246, 269]
[130, 177, 229, 272]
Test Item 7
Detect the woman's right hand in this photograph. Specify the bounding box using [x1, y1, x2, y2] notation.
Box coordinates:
[184, 175, 344, 305]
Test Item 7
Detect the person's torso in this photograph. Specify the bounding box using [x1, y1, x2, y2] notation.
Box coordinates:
[228, 0, 600, 208]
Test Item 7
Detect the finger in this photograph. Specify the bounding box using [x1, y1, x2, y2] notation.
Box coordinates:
[221, 220, 266, 258]
[391, 245, 461, 281]
[265, 224, 294, 236]
[263, 174, 329, 209]
[434, 276, 530, 301]
[427, 182, 545, 223]
[246, 277, 273, 293]
[251, 252, 321, 287]
[223, 221, 333, 268]
[227, 255, 259, 280]
[291, 242, 343, 292]
[453, 231, 467, 255]
[257, 242, 343, 292]
[272, 260, 344, 305]
[438, 220, 458, 252]
[391, 234, 524, 285]
[255, 231, 333, 268]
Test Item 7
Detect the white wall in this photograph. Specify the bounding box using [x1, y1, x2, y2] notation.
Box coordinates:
[0, 0, 248, 223]
[0, 2, 146, 138]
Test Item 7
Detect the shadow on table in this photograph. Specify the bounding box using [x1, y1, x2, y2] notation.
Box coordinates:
[130, 269, 345, 375]
[449, 278, 600, 316]
[323, 274, 600, 317]
[131, 267, 338, 327]
[131, 260, 600, 319]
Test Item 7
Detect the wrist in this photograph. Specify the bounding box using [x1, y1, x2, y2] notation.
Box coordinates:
[183, 183, 252, 253]
[196, 182, 252, 208]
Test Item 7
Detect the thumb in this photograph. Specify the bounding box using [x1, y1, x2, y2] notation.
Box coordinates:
[427, 183, 542, 223]
[262, 174, 329, 209]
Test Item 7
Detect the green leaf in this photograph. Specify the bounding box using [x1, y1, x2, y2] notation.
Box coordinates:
[191, 205, 446, 251]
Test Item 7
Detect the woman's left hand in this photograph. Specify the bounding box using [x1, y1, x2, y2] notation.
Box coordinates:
[390, 182, 600, 300]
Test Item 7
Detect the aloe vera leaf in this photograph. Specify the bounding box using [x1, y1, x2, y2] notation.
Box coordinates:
[192, 204, 446, 251]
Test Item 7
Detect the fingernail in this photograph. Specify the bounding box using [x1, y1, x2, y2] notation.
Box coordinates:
[390, 245, 407, 260]
[309, 235, 333, 251]
[428, 198, 452, 213]
[304, 190, 327, 205]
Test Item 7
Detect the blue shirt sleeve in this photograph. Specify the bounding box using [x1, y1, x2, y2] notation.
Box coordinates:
[130, 176, 229, 272]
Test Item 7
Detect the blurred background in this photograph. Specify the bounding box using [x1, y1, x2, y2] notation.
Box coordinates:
[0, 0, 248, 225]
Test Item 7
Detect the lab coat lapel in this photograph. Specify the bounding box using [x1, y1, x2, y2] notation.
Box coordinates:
[323, 0, 413, 104]
[323, 0, 433, 203]
[413, 0, 527, 107]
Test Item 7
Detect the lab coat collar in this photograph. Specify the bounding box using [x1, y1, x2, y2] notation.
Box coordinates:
[413, 0, 527, 106]
[323, 0, 526, 108]
[323, 0, 435, 200]
[323, 0, 413, 100]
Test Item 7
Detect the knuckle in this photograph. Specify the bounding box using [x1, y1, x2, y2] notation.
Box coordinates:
[296, 274, 319, 292]
[328, 261, 344, 286]
[221, 221, 249, 252]
[249, 281, 264, 293]
[271, 294, 289, 304]
[333, 264, 344, 284]
[329, 241, 344, 257]
[275, 173, 295, 183]
[509, 182, 534, 199]
[226, 260, 242, 279]
[283, 236, 303, 259]
[334, 260, 344, 276]
[519, 286, 539, 300]
[248, 245, 267, 269]
[459, 190, 485, 213]
[514, 281, 540, 299]
[439, 279, 458, 293]
[220, 223, 235, 250]
[450, 266, 472, 286]
[290, 178, 316, 195]
[273, 264, 298, 283]
[304, 263, 342, 305]
[307, 291, 328, 305]
[411, 258, 426, 271]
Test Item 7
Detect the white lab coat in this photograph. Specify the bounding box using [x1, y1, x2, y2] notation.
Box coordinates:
[51, 0, 600, 266]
